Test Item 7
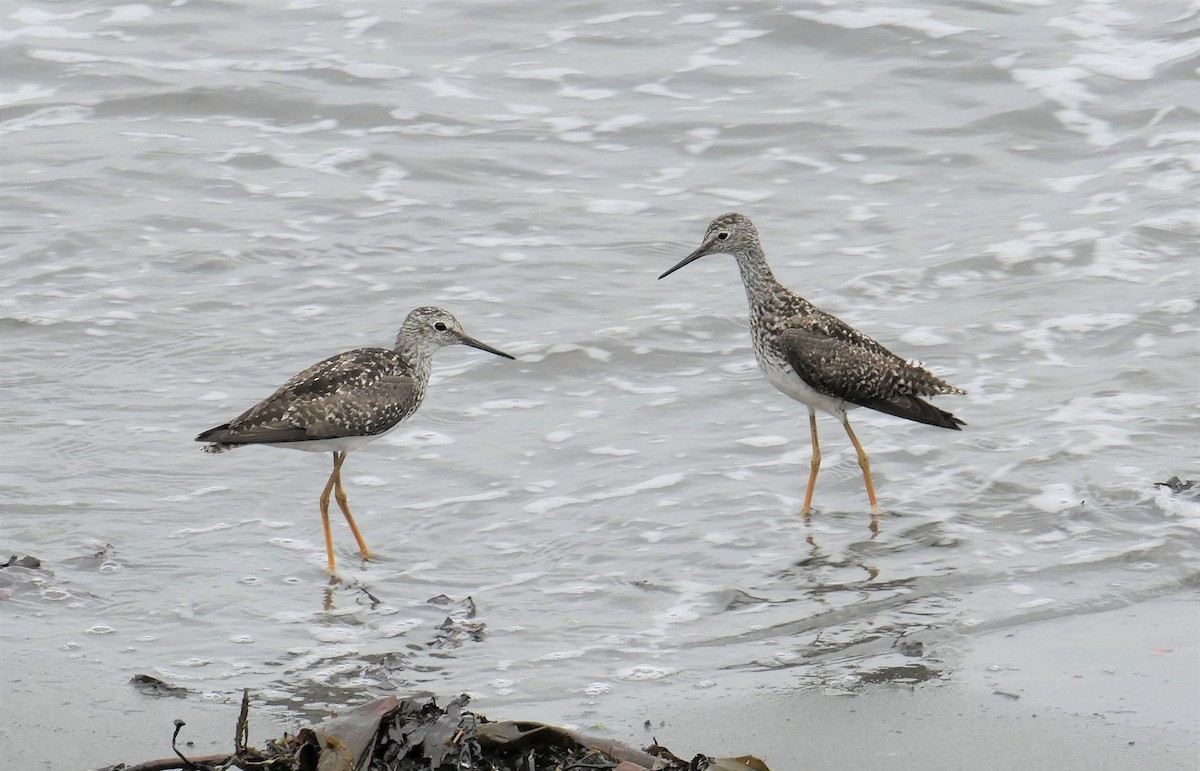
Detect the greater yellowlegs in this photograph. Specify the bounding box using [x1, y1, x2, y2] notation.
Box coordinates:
[196, 306, 514, 571]
[659, 213, 965, 516]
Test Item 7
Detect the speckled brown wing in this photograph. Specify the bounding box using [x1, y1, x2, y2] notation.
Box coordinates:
[780, 312, 966, 429]
[199, 348, 421, 445]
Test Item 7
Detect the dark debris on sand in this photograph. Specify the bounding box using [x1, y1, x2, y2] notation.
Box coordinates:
[99, 691, 771, 771]
[1155, 476, 1197, 494]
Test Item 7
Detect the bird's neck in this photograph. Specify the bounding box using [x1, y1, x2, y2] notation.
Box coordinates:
[392, 335, 436, 384]
[734, 246, 786, 316]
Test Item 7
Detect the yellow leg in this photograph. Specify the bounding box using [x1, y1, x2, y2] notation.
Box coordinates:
[842, 417, 883, 515]
[800, 409, 821, 517]
[319, 457, 339, 572]
[331, 451, 374, 560]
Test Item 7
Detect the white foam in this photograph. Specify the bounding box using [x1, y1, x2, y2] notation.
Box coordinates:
[560, 86, 616, 101]
[585, 199, 650, 215]
[635, 82, 695, 100]
[417, 78, 483, 100]
[736, 436, 788, 448]
[0, 84, 56, 106]
[705, 188, 772, 204]
[507, 68, 580, 82]
[542, 649, 585, 660]
[1029, 483, 1080, 513]
[105, 5, 154, 23]
[583, 682, 610, 697]
[341, 62, 408, 79]
[480, 398, 543, 410]
[713, 28, 768, 46]
[1044, 174, 1102, 193]
[380, 619, 422, 638]
[682, 128, 719, 156]
[899, 327, 949, 347]
[1041, 312, 1135, 334]
[406, 489, 508, 512]
[585, 11, 662, 25]
[343, 15, 380, 39]
[1158, 299, 1196, 315]
[793, 8, 974, 38]
[615, 665, 673, 681]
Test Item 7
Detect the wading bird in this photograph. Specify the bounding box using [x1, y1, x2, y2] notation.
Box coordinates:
[196, 306, 514, 571]
[659, 213, 965, 517]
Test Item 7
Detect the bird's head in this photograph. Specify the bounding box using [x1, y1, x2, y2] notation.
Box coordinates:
[659, 212, 761, 279]
[401, 306, 514, 359]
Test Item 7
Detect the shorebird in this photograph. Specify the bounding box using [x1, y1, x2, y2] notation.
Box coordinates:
[659, 213, 965, 517]
[196, 306, 514, 571]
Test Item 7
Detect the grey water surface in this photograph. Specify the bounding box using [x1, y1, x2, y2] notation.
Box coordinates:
[2, 1, 1198, 767]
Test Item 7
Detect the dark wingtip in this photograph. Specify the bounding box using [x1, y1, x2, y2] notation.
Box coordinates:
[929, 406, 966, 431]
[862, 396, 966, 430]
[195, 424, 231, 443]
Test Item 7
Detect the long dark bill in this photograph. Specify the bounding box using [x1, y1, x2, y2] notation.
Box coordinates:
[460, 334, 516, 360]
[658, 241, 713, 280]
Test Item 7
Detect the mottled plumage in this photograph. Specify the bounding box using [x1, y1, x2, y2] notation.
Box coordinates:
[197, 348, 423, 451]
[660, 212, 966, 517]
[196, 306, 514, 571]
[774, 314, 965, 429]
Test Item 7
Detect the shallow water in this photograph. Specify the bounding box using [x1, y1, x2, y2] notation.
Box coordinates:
[2, 0, 1198, 764]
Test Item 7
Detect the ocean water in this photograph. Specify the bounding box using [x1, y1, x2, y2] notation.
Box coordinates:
[2, 0, 1197, 765]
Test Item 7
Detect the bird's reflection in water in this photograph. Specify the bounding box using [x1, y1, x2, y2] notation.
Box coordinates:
[795, 507, 881, 584]
[323, 575, 340, 611]
[322, 574, 381, 611]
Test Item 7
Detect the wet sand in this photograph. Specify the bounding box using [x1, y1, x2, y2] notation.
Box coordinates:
[1, 645, 294, 770]
[4, 592, 1195, 769]
[651, 592, 1199, 770]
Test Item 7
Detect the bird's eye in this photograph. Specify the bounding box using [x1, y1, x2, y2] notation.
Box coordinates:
[434, 322, 448, 331]
[717, 232, 729, 240]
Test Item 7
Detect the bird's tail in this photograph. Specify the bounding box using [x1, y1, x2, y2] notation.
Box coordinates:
[196, 423, 240, 453]
[865, 394, 965, 430]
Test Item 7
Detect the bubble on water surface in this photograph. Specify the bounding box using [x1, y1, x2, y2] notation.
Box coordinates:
[176, 657, 210, 667]
[583, 681, 611, 696]
[616, 665, 673, 682]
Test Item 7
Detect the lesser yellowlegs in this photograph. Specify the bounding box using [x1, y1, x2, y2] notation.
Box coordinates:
[196, 306, 514, 571]
[659, 213, 965, 516]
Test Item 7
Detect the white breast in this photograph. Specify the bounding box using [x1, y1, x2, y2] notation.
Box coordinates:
[267, 420, 407, 454]
[761, 360, 854, 419]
